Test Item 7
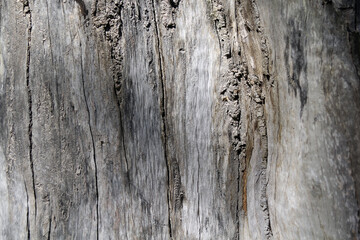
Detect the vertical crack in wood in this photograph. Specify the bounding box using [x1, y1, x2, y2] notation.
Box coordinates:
[79, 41, 99, 240]
[47, 209, 52, 240]
[24, 181, 31, 240]
[196, 143, 201, 239]
[150, 0, 173, 238]
[92, 0, 99, 17]
[23, 0, 37, 221]
[74, 0, 88, 17]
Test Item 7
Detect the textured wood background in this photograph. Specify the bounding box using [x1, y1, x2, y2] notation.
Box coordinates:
[0, 0, 359, 239]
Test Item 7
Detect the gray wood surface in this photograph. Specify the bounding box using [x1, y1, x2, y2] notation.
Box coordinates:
[0, 0, 359, 239]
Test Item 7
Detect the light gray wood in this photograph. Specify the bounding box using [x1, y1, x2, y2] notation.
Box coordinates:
[0, 0, 359, 239]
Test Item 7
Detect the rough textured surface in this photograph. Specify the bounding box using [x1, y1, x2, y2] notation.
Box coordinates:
[258, 1, 360, 239]
[0, 0, 359, 239]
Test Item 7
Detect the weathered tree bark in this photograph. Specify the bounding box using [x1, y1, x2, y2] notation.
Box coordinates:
[0, 0, 359, 239]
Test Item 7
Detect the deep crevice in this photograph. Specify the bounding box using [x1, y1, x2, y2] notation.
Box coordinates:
[79, 41, 99, 240]
[150, 0, 173, 238]
[196, 143, 201, 240]
[74, 0, 88, 17]
[24, 181, 30, 240]
[92, 0, 98, 16]
[169, 0, 180, 8]
[47, 213, 52, 240]
[23, 0, 37, 220]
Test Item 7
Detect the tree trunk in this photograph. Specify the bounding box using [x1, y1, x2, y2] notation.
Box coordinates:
[0, 0, 359, 239]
